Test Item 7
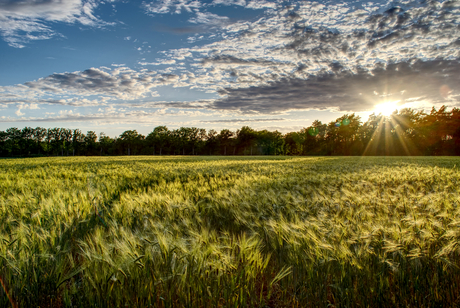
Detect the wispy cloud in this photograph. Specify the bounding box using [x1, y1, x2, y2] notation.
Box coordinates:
[143, 0, 279, 15]
[201, 118, 285, 123]
[139, 59, 176, 66]
[0, 0, 114, 47]
[0, 106, 212, 125]
[188, 11, 229, 26]
[245, 0, 278, 10]
[143, 0, 203, 14]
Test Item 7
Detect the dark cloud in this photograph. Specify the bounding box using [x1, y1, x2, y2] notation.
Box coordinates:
[145, 101, 210, 109]
[25, 69, 114, 90]
[212, 59, 460, 113]
[23, 67, 158, 99]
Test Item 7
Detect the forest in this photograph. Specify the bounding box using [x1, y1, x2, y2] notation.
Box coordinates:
[1, 106, 460, 157]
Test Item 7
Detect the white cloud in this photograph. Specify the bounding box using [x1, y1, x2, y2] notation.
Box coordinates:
[0, 0, 114, 47]
[245, 0, 278, 10]
[59, 109, 73, 115]
[142, 0, 280, 17]
[3, 0, 460, 121]
[0, 18, 56, 48]
[137, 0, 460, 114]
[211, 0, 246, 7]
[188, 11, 229, 25]
[14, 102, 40, 116]
[47, 98, 108, 107]
[143, 0, 203, 14]
[0, 107, 209, 124]
[201, 117, 285, 123]
[138, 59, 176, 66]
[153, 0, 460, 93]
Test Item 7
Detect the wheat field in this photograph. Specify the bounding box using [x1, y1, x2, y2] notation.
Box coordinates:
[1, 156, 460, 307]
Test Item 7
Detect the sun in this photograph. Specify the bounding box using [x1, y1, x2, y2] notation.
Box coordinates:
[374, 101, 399, 116]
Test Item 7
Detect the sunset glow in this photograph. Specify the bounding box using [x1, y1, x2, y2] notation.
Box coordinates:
[0, 0, 458, 135]
[374, 101, 399, 117]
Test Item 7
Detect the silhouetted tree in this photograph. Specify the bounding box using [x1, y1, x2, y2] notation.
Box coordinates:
[147, 126, 170, 155]
[99, 133, 114, 155]
[1, 105, 459, 157]
[218, 129, 234, 155]
[85, 131, 98, 155]
[236, 126, 256, 155]
[119, 130, 144, 155]
[206, 129, 218, 155]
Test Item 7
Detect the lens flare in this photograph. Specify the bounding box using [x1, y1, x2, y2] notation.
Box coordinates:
[440, 85, 452, 99]
[308, 127, 319, 136]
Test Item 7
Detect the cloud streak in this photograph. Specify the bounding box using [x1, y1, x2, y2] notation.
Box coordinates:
[23, 67, 161, 100]
[201, 118, 285, 123]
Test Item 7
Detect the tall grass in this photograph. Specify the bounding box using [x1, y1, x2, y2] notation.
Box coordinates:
[1, 156, 460, 307]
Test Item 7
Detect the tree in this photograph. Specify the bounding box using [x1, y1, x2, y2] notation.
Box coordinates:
[389, 108, 424, 155]
[0, 107, 458, 157]
[99, 133, 114, 156]
[5, 127, 21, 156]
[236, 126, 256, 155]
[300, 120, 327, 155]
[334, 114, 362, 155]
[451, 108, 460, 155]
[20, 127, 35, 156]
[72, 129, 85, 156]
[33, 127, 47, 155]
[196, 128, 207, 155]
[284, 132, 302, 155]
[206, 129, 218, 155]
[218, 129, 234, 155]
[149, 126, 170, 155]
[0, 131, 8, 156]
[85, 131, 98, 155]
[257, 130, 284, 155]
[61, 128, 72, 156]
[119, 130, 144, 155]
[188, 127, 201, 155]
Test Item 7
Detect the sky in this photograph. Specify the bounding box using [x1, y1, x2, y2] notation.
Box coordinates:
[0, 0, 459, 137]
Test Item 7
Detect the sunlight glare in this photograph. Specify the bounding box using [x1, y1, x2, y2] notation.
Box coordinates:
[374, 101, 399, 116]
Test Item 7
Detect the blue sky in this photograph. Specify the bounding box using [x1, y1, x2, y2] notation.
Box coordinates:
[0, 0, 459, 137]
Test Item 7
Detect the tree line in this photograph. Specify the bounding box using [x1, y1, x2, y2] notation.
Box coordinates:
[1, 106, 459, 157]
